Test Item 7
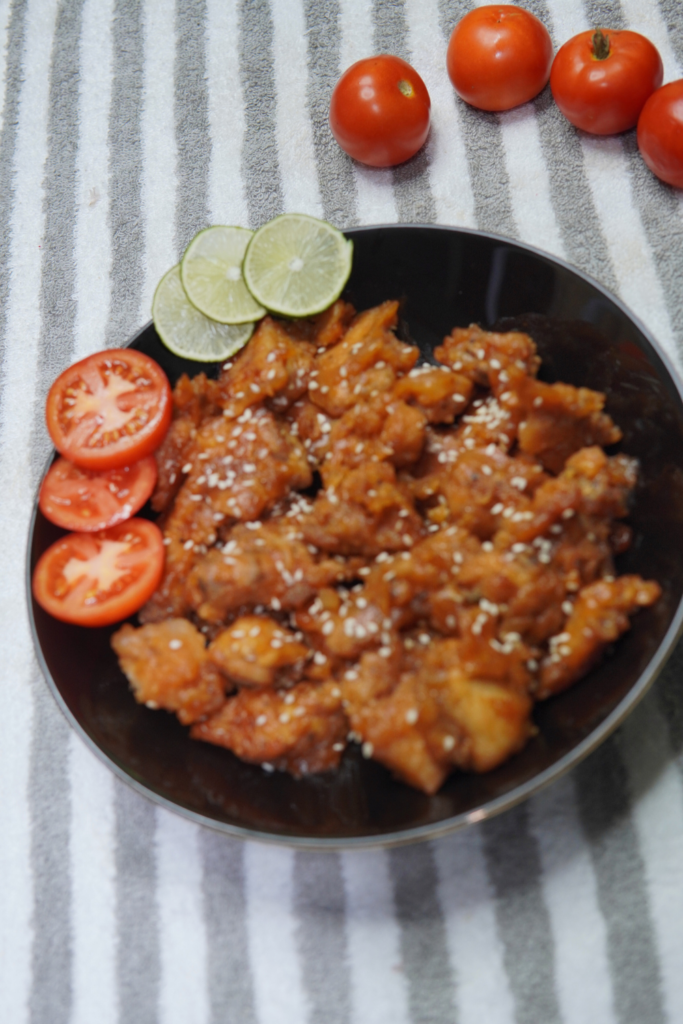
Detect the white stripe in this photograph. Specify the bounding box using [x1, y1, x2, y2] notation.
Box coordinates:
[341, 850, 411, 1024]
[69, 735, 118, 1024]
[579, 133, 680, 371]
[140, 0, 177, 321]
[528, 776, 617, 1024]
[156, 810, 209, 1024]
[433, 827, 515, 1024]
[244, 842, 308, 1024]
[0, 0, 13, 136]
[620, 696, 683, 1024]
[205, 0, 248, 227]
[610, 0, 681, 82]
[0, 1, 59, 1022]
[544, 0, 586, 45]
[404, 0, 476, 229]
[270, 0, 323, 218]
[338, 0, 398, 226]
[73, 0, 114, 360]
[497, 103, 565, 259]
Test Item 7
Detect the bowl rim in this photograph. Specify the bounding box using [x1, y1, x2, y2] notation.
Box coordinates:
[26, 222, 683, 851]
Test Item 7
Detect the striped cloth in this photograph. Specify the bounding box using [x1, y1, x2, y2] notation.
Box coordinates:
[2, 0, 683, 1021]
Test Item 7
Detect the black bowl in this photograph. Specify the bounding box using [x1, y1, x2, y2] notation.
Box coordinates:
[27, 225, 683, 849]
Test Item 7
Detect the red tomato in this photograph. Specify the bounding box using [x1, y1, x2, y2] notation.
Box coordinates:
[45, 349, 172, 471]
[638, 80, 683, 189]
[447, 5, 553, 112]
[329, 55, 431, 167]
[39, 455, 158, 532]
[551, 29, 663, 135]
[32, 518, 165, 627]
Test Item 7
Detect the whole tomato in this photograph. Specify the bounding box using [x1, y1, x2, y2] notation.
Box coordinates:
[446, 4, 553, 112]
[638, 80, 683, 189]
[551, 29, 663, 135]
[329, 55, 431, 167]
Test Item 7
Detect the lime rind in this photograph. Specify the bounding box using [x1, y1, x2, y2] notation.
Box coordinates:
[243, 213, 353, 318]
[180, 225, 266, 324]
[153, 264, 254, 362]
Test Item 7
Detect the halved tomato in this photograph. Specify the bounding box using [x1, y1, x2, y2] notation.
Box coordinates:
[45, 349, 172, 470]
[32, 518, 165, 627]
[39, 455, 158, 532]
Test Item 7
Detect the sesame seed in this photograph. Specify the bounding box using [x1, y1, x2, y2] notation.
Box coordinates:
[256, 715, 267, 726]
[405, 708, 419, 725]
[442, 735, 455, 751]
[168, 639, 182, 650]
[362, 741, 374, 758]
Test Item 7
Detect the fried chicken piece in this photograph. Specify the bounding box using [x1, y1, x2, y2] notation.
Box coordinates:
[295, 586, 388, 661]
[186, 519, 346, 623]
[112, 619, 224, 724]
[343, 643, 533, 793]
[287, 299, 356, 348]
[191, 679, 347, 775]
[311, 301, 418, 417]
[435, 323, 540, 385]
[499, 446, 637, 546]
[393, 364, 473, 424]
[216, 316, 315, 418]
[514, 369, 622, 473]
[300, 461, 423, 556]
[152, 373, 221, 513]
[207, 615, 309, 688]
[537, 575, 661, 698]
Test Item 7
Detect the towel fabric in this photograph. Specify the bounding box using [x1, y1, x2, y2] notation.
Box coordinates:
[2, 0, 683, 1022]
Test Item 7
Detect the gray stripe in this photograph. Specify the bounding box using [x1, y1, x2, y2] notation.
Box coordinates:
[389, 843, 457, 1024]
[106, 0, 144, 347]
[28, 1, 86, 1015]
[575, 738, 665, 1024]
[525, 0, 620, 293]
[28, 668, 73, 1024]
[302, 0, 359, 229]
[657, 0, 683, 68]
[482, 803, 562, 1024]
[175, 0, 210, 254]
[436, 0, 518, 237]
[115, 784, 160, 1024]
[30, 0, 85, 489]
[621, 130, 683, 355]
[238, 0, 283, 228]
[293, 852, 351, 1024]
[0, 0, 29, 386]
[201, 832, 258, 1024]
[583, 0, 626, 29]
[373, 0, 437, 224]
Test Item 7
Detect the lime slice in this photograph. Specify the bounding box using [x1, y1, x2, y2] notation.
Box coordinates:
[152, 264, 254, 362]
[243, 213, 353, 318]
[180, 225, 266, 324]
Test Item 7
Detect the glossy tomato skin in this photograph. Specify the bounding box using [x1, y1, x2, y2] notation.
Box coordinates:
[638, 81, 683, 189]
[39, 455, 158, 532]
[551, 30, 663, 135]
[32, 518, 165, 627]
[329, 55, 431, 167]
[447, 5, 553, 112]
[46, 349, 172, 471]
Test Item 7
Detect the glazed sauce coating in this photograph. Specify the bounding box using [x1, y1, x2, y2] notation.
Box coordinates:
[112, 303, 660, 792]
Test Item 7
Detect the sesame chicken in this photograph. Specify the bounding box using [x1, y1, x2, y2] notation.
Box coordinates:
[111, 618, 224, 724]
[114, 303, 660, 792]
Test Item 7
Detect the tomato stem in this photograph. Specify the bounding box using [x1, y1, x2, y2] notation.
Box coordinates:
[591, 28, 610, 61]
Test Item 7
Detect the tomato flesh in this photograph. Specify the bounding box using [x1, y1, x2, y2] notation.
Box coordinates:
[329, 55, 431, 167]
[39, 455, 158, 532]
[45, 349, 172, 470]
[32, 518, 165, 627]
[638, 80, 683, 189]
[447, 4, 553, 112]
[551, 30, 663, 135]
